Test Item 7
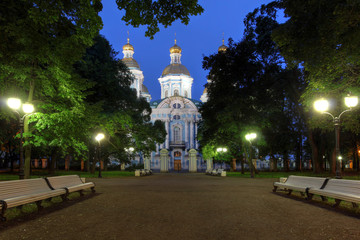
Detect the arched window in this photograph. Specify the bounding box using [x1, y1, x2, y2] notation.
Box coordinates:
[173, 115, 180, 120]
[174, 89, 179, 96]
[174, 126, 181, 142]
[165, 90, 168, 98]
[173, 103, 181, 109]
[184, 91, 188, 98]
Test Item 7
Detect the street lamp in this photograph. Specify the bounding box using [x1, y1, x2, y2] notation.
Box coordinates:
[216, 147, 228, 169]
[245, 133, 257, 178]
[314, 95, 358, 178]
[7, 98, 34, 179]
[95, 133, 105, 178]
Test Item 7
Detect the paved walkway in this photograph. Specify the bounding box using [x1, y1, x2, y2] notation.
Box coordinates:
[1, 174, 360, 239]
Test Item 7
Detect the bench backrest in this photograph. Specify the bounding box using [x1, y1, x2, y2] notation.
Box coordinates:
[0, 178, 51, 200]
[323, 179, 360, 194]
[46, 175, 83, 190]
[284, 175, 326, 188]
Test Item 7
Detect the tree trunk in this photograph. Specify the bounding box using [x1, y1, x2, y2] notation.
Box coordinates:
[49, 148, 58, 175]
[241, 157, 245, 174]
[308, 129, 320, 173]
[231, 158, 236, 172]
[330, 148, 336, 175]
[295, 133, 302, 171]
[91, 145, 96, 174]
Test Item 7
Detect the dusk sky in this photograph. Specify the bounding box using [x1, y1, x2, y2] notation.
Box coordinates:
[99, 0, 277, 101]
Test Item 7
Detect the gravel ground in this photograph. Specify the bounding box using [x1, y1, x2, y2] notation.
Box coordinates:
[0, 173, 360, 240]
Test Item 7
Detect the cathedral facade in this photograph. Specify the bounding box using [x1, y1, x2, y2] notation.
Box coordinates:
[121, 37, 227, 172]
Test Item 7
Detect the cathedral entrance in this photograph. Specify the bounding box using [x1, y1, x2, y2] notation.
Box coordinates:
[174, 160, 181, 171]
[174, 151, 182, 171]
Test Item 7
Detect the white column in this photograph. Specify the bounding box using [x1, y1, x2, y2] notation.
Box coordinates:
[165, 120, 171, 149]
[185, 120, 188, 149]
[190, 120, 194, 149]
[195, 121, 198, 149]
[165, 120, 170, 149]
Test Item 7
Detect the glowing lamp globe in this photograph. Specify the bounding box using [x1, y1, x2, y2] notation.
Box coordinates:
[95, 133, 105, 142]
[314, 99, 329, 112]
[345, 96, 358, 108]
[22, 103, 34, 114]
[245, 133, 257, 141]
[7, 98, 21, 110]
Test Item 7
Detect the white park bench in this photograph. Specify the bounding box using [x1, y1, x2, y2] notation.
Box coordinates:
[135, 169, 152, 177]
[308, 178, 360, 208]
[210, 169, 226, 177]
[46, 175, 95, 198]
[0, 178, 67, 221]
[273, 175, 327, 196]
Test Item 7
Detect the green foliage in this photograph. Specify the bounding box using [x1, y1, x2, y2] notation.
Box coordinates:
[199, 5, 306, 165]
[116, 0, 204, 38]
[273, 0, 360, 133]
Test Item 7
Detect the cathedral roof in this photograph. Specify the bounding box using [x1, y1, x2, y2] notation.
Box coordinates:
[141, 84, 149, 93]
[162, 63, 190, 77]
[122, 57, 140, 69]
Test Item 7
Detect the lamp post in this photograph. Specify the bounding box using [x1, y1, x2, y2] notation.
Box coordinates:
[7, 98, 34, 179]
[216, 147, 228, 169]
[245, 133, 257, 178]
[95, 133, 105, 178]
[314, 96, 358, 178]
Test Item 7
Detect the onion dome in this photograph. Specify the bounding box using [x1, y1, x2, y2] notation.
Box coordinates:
[203, 87, 208, 94]
[123, 37, 134, 51]
[162, 64, 190, 77]
[122, 58, 140, 69]
[141, 84, 149, 93]
[170, 39, 182, 54]
[218, 39, 228, 53]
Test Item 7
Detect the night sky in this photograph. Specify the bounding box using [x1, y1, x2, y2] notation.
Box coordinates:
[99, 0, 277, 101]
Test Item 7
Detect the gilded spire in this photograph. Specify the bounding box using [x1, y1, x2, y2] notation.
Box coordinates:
[123, 30, 134, 52]
[218, 33, 228, 53]
[170, 33, 181, 54]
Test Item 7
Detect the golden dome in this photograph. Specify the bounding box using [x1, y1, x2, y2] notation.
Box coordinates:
[218, 39, 228, 53]
[170, 39, 182, 54]
[162, 63, 190, 76]
[203, 87, 208, 94]
[123, 38, 134, 51]
[141, 84, 149, 93]
[122, 57, 140, 69]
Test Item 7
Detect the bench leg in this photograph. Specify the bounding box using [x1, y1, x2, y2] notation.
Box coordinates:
[352, 202, 358, 208]
[91, 187, 96, 193]
[287, 189, 293, 196]
[0, 201, 7, 221]
[333, 199, 341, 208]
[306, 193, 313, 201]
[79, 190, 84, 197]
[272, 186, 278, 192]
[320, 196, 328, 202]
[35, 200, 43, 210]
[61, 194, 67, 202]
